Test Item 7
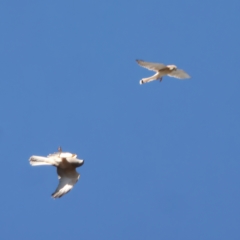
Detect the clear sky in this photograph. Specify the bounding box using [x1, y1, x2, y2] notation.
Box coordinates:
[0, 0, 239, 239]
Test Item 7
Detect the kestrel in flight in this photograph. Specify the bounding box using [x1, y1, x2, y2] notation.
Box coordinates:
[136, 60, 190, 84]
[29, 147, 84, 198]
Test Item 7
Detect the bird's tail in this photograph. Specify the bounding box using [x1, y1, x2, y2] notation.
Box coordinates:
[29, 156, 57, 166]
[140, 75, 159, 85]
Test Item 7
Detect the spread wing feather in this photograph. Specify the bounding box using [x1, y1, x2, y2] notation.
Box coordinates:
[52, 168, 80, 198]
[168, 69, 190, 79]
[136, 60, 166, 71]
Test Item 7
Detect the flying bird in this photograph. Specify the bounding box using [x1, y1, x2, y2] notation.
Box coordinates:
[136, 60, 190, 84]
[29, 147, 84, 198]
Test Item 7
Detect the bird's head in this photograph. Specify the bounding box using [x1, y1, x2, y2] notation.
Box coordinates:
[168, 65, 177, 71]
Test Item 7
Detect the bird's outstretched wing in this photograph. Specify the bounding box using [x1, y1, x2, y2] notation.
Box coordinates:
[136, 60, 166, 71]
[168, 69, 190, 79]
[52, 168, 80, 198]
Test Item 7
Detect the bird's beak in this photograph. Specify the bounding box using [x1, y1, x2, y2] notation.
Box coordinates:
[80, 160, 84, 166]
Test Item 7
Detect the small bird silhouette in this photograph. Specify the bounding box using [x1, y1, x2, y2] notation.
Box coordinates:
[136, 59, 190, 84]
[29, 147, 84, 198]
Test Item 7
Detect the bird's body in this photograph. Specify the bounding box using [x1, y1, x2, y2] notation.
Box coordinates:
[29, 148, 84, 198]
[136, 60, 190, 84]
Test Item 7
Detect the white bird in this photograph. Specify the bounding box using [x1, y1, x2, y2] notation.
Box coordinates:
[29, 147, 84, 198]
[136, 59, 190, 84]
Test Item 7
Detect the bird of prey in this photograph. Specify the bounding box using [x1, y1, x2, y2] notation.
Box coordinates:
[136, 59, 190, 84]
[29, 147, 84, 198]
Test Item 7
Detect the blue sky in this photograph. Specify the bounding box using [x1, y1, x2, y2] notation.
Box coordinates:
[0, 0, 240, 239]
